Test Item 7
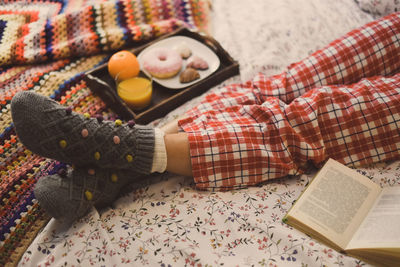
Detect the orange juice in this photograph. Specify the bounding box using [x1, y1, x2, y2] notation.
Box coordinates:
[117, 77, 152, 110]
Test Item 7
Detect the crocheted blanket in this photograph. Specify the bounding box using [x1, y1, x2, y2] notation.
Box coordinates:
[0, 1, 209, 266]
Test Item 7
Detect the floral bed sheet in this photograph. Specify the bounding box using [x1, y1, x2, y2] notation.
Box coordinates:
[20, 1, 399, 266]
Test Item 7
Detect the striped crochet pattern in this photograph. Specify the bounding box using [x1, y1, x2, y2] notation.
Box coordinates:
[0, 0, 209, 265]
[0, 0, 209, 66]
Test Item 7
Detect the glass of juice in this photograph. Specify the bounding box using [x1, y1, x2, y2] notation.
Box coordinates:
[117, 76, 153, 110]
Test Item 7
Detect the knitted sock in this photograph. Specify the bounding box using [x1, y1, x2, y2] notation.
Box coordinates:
[11, 91, 155, 174]
[34, 165, 140, 224]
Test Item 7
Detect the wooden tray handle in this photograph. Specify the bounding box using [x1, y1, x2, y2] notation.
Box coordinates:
[84, 74, 135, 119]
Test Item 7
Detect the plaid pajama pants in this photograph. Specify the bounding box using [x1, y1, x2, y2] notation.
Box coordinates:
[178, 12, 400, 191]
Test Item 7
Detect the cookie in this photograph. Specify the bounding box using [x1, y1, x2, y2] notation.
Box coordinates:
[179, 67, 200, 83]
[175, 42, 192, 59]
[186, 55, 209, 70]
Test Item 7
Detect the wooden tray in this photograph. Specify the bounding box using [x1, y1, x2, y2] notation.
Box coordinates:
[84, 27, 240, 124]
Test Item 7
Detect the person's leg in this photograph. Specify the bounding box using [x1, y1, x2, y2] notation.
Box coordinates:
[183, 12, 400, 121]
[26, 67, 400, 219]
[161, 12, 400, 139]
[163, 12, 400, 188]
[160, 115, 185, 134]
[251, 12, 400, 104]
[11, 91, 171, 223]
[164, 132, 192, 176]
[178, 72, 400, 190]
[11, 91, 156, 174]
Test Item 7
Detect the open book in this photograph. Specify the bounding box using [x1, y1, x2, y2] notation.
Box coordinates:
[283, 158, 400, 267]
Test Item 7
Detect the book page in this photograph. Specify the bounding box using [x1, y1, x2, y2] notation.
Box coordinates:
[346, 186, 400, 250]
[288, 159, 381, 249]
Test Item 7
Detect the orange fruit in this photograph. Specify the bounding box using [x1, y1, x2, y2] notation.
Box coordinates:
[108, 50, 140, 81]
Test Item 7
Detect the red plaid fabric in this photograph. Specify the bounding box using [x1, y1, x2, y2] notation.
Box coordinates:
[179, 12, 400, 191]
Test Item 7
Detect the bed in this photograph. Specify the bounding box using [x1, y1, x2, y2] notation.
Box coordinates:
[1, 0, 399, 266]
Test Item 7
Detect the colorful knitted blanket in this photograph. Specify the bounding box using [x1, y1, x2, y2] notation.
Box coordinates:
[0, 1, 209, 265]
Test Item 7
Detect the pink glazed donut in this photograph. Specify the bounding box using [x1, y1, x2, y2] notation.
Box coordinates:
[142, 47, 183, 79]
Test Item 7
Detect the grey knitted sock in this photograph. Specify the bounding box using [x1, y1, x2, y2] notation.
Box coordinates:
[11, 91, 155, 174]
[34, 165, 140, 224]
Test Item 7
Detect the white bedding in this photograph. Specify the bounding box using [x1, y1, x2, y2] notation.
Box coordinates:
[20, 1, 399, 266]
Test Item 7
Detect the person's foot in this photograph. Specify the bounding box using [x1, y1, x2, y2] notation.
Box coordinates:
[11, 91, 155, 174]
[34, 165, 140, 223]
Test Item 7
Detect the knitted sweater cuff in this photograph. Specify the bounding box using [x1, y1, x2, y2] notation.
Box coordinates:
[134, 126, 156, 174]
